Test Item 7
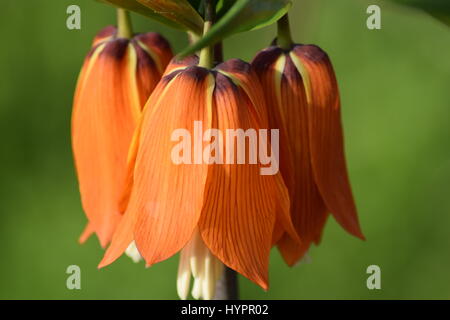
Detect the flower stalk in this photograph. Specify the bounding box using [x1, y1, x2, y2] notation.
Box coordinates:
[214, 267, 239, 300]
[198, 0, 215, 68]
[277, 14, 293, 50]
[117, 8, 133, 39]
[199, 0, 239, 300]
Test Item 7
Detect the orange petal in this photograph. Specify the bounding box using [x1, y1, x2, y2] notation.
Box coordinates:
[216, 59, 268, 125]
[220, 59, 300, 248]
[78, 223, 95, 244]
[278, 53, 329, 265]
[131, 33, 173, 109]
[252, 49, 296, 247]
[252, 47, 295, 194]
[133, 67, 214, 265]
[72, 40, 145, 246]
[118, 37, 174, 213]
[291, 45, 364, 240]
[252, 49, 325, 265]
[99, 71, 183, 268]
[198, 62, 294, 290]
[131, 41, 165, 108]
[134, 32, 173, 74]
[92, 26, 116, 47]
[118, 113, 142, 216]
[163, 55, 199, 75]
[100, 67, 214, 268]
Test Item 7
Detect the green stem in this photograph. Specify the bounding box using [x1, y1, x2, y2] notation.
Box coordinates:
[117, 8, 133, 39]
[198, 0, 215, 68]
[187, 31, 200, 45]
[277, 14, 293, 50]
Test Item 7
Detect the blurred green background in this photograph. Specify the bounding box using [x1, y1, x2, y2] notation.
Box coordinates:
[0, 0, 449, 299]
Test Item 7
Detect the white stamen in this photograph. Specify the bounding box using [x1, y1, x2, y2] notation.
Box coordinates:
[191, 276, 203, 300]
[202, 252, 215, 300]
[176, 247, 191, 300]
[125, 241, 142, 263]
[176, 230, 224, 300]
[189, 231, 206, 278]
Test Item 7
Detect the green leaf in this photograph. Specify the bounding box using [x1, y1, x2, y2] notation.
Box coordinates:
[188, 0, 203, 12]
[137, 0, 204, 34]
[215, 0, 236, 19]
[178, 0, 292, 58]
[387, 0, 450, 26]
[97, 0, 184, 30]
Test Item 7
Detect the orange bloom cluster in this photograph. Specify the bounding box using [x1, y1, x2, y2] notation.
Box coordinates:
[72, 26, 363, 299]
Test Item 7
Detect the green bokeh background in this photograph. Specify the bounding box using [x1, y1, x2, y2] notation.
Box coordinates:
[0, 0, 449, 299]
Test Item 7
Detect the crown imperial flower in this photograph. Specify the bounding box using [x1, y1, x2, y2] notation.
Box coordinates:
[99, 57, 299, 297]
[71, 3, 365, 300]
[252, 43, 364, 265]
[72, 25, 173, 247]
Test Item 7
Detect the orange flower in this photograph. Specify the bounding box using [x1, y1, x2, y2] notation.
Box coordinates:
[252, 44, 364, 266]
[72, 26, 173, 247]
[99, 57, 299, 298]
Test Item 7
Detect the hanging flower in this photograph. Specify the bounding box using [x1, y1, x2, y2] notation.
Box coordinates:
[98, 57, 299, 299]
[72, 23, 173, 247]
[252, 39, 364, 266]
